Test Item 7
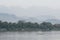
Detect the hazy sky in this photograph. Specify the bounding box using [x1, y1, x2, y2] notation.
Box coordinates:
[0, 0, 60, 19]
[0, 0, 60, 8]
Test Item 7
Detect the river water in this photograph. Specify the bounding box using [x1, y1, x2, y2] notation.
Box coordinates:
[0, 31, 60, 40]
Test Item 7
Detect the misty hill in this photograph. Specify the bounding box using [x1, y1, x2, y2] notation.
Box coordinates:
[0, 13, 60, 24]
[23, 16, 54, 23]
[0, 13, 22, 22]
[46, 19, 60, 24]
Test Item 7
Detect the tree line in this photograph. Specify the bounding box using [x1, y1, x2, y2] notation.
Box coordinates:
[0, 20, 60, 32]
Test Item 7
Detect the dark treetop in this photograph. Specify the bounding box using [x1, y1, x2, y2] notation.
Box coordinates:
[0, 20, 59, 32]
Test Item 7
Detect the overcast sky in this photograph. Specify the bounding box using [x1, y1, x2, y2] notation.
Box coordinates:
[0, 0, 60, 19]
[0, 0, 60, 8]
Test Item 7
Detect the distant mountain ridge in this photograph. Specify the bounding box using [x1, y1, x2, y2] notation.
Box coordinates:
[0, 13, 60, 24]
[0, 13, 21, 22]
[46, 19, 60, 24]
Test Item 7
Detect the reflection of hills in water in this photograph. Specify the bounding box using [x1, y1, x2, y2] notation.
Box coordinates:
[36, 31, 51, 35]
[0, 31, 60, 40]
[37, 31, 60, 35]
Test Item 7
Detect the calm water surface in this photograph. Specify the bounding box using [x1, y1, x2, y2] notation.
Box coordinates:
[0, 31, 60, 40]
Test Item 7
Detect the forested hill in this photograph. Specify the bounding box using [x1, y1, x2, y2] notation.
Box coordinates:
[0, 13, 60, 24]
[0, 20, 60, 32]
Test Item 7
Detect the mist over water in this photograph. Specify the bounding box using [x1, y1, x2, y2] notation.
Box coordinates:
[0, 31, 60, 40]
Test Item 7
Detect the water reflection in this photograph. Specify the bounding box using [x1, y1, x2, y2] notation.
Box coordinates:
[0, 31, 60, 40]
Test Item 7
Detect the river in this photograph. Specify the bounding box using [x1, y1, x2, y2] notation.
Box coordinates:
[0, 31, 60, 40]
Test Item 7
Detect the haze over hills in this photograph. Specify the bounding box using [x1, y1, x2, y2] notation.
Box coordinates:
[0, 6, 60, 18]
[46, 19, 60, 24]
[0, 1, 59, 24]
[0, 13, 23, 22]
[0, 13, 60, 24]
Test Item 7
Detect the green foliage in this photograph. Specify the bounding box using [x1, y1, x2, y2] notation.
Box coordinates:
[40, 22, 53, 31]
[0, 20, 59, 31]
